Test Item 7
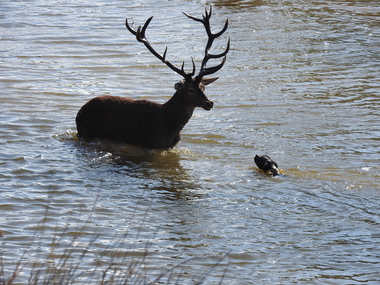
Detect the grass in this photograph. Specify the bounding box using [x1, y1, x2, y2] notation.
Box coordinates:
[1, 202, 229, 284]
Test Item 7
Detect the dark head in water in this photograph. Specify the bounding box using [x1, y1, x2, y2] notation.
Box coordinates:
[254, 154, 280, 176]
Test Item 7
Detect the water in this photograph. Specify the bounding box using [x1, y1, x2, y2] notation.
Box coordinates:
[1, 0, 379, 283]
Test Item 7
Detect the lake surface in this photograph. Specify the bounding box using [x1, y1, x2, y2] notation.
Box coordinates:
[1, 0, 379, 284]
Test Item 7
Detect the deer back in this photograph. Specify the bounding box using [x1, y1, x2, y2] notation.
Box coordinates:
[76, 95, 167, 148]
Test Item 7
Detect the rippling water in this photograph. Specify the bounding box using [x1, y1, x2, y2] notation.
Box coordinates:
[1, 0, 379, 284]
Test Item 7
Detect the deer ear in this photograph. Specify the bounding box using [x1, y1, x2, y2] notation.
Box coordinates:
[201, 77, 219, 86]
[174, 81, 184, 90]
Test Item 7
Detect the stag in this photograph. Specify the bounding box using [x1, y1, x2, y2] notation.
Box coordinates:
[76, 7, 230, 149]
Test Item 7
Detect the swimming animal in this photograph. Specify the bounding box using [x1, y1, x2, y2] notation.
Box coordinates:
[254, 154, 280, 176]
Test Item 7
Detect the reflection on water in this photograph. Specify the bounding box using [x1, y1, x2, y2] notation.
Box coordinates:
[1, 0, 380, 284]
[76, 139, 203, 199]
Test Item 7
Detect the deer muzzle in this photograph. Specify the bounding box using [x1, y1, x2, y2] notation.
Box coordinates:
[203, 100, 214, 111]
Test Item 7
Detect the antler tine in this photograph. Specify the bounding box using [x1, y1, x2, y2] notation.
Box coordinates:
[182, 12, 202, 23]
[199, 55, 227, 78]
[137, 16, 153, 39]
[125, 16, 190, 78]
[189, 57, 196, 76]
[215, 18, 229, 38]
[178, 58, 195, 77]
[125, 18, 137, 35]
[207, 36, 230, 59]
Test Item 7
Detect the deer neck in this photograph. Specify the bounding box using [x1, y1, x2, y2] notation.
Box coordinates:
[162, 91, 195, 134]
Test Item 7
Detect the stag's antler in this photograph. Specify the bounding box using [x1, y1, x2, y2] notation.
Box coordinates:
[183, 6, 230, 81]
[125, 6, 229, 81]
[125, 17, 195, 79]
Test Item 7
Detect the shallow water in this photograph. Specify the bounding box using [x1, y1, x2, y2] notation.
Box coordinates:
[1, 0, 379, 284]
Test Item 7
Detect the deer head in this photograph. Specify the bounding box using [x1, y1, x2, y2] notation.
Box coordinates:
[125, 6, 230, 111]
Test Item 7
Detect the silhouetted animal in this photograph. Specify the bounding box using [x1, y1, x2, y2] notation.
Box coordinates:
[254, 154, 280, 176]
[76, 7, 229, 149]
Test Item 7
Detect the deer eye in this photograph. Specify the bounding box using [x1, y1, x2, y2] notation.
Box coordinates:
[188, 88, 195, 94]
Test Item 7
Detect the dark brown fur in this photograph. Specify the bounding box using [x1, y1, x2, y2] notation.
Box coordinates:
[76, 78, 216, 149]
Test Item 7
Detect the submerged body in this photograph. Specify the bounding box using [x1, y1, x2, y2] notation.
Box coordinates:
[76, 80, 212, 150]
[76, 95, 179, 149]
[254, 154, 280, 176]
